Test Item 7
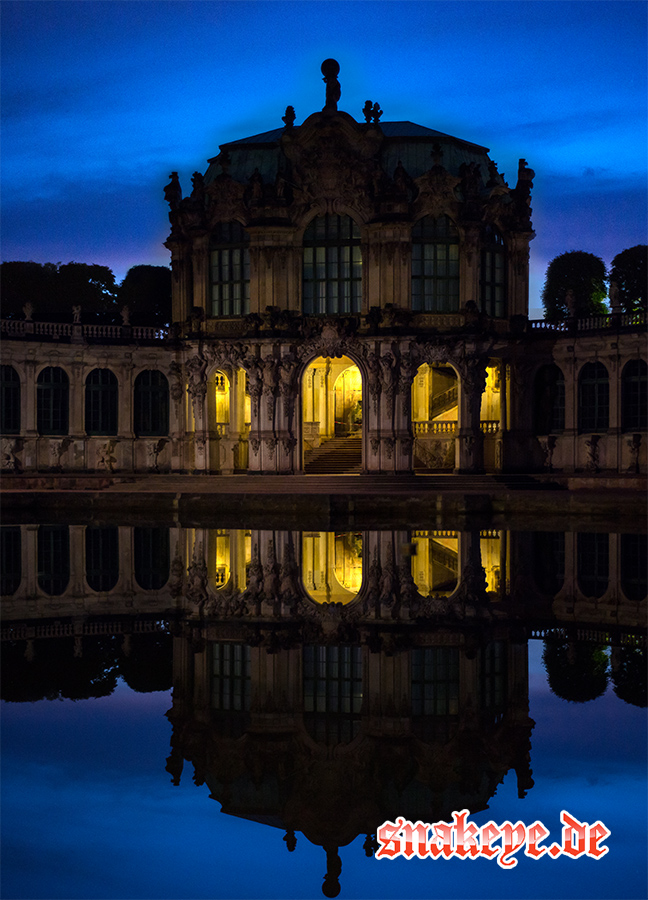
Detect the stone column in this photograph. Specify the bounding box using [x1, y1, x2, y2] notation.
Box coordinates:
[456, 358, 486, 473]
[23, 359, 38, 471]
[191, 234, 210, 316]
[186, 353, 209, 473]
[607, 352, 621, 473]
[165, 239, 193, 325]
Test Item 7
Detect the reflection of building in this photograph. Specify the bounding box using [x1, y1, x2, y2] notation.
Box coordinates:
[1, 61, 646, 478]
[2, 519, 645, 894]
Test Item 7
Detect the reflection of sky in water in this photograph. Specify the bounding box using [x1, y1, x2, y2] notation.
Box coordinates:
[2, 639, 646, 900]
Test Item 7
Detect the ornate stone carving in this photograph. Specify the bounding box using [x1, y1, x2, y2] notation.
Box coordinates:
[97, 440, 118, 473]
[585, 434, 600, 472]
[1, 438, 20, 471]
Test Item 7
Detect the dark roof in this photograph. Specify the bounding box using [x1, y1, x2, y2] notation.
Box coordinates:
[223, 121, 487, 152]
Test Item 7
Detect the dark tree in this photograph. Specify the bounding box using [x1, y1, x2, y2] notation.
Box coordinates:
[0, 261, 59, 319]
[541, 251, 607, 322]
[609, 245, 647, 314]
[56, 262, 119, 323]
[611, 646, 647, 708]
[118, 265, 172, 327]
[0, 260, 119, 323]
[542, 638, 609, 702]
[118, 632, 173, 693]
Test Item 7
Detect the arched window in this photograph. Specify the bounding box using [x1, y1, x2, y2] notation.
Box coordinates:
[85, 368, 118, 435]
[411, 215, 459, 313]
[620, 533, 647, 602]
[134, 370, 169, 436]
[578, 362, 609, 433]
[134, 527, 170, 590]
[38, 525, 70, 595]
[85, 526, 119, 592]
[621, 359, 647, 431]
[577, 532, 609, 599]
[533, 365, 565, 434]
[303, 214, 362, 315]
[480, 226, 507, 317]
[210, 221, 250, 317]
[1, 526, 21, 595]
[37, 366, 69, 435]
[532, 531, 565, 595]
[1, 365, 21, 434]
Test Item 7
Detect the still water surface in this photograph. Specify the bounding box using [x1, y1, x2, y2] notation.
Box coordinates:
[1, 521, 646, 900]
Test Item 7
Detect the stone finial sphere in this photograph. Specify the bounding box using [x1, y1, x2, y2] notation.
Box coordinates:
[321, 59, 340, 77]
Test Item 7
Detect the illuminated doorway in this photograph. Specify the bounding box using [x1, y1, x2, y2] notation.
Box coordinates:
[302, 356, 362, 473]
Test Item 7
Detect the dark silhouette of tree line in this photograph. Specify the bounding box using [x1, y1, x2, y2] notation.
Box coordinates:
[0, 261, 172, 327]
[541, 245, 647, 322]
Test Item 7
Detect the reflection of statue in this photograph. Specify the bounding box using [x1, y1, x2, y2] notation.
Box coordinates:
[321, 58, 341, 111]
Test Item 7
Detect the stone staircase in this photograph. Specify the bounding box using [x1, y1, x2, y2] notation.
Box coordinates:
[304, 435, 362, 474]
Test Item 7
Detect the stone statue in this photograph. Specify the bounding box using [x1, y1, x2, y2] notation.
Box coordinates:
[120, 305, 130, 326]
[609, 280, 622, 313]
[321, 58, 341, 112]
[371, 102, 382, 123]
[362, 100, 373, 123]
[72, 305, 81, 324]
[22, 301, 33, 321]
[282, 105, 296, 128]
[565, 289, 576, 317]
[164, 171, 182, 209]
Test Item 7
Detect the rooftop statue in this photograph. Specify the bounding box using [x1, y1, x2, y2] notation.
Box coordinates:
[321, 58, 341, 112]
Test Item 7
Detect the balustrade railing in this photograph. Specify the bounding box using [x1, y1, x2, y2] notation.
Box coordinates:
[1, 319, 169, 341]
[413, 420, 456, 435]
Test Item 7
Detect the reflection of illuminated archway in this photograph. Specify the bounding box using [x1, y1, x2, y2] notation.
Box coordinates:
[411, 531, 458, 595]
[302, 356, 363, 473]
[302, 532, 363, 604]
[206, 529, 252, 591]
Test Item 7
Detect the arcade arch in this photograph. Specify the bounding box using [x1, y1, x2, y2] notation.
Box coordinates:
[302, 355, 363, 473]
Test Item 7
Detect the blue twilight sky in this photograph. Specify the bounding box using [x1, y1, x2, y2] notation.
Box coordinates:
[1, 0, 646, 315]
[2, 640, 646, 900]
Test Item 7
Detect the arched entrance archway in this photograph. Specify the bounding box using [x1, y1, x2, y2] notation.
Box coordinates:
[302, 355, 362, 473]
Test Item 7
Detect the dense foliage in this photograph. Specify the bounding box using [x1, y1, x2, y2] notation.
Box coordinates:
[609, 245, 647, 314]
[0, 260, 171, 326]
[541, 251, 607, 322]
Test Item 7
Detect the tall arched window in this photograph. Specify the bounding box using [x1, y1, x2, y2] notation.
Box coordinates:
[85, 526, 119, 592]
[621, 359, 647, 431]
[38, 525, 70, 595]
[620, 533, 647, 602]
[1, 526, 21, 595]
[411, 215, 459, 312]
[480, 226, 507, 317]
[577, 532, 609, 599]
[85, 368, 118, 435]
[578, 362, 609, 433]
[37, 366, 69, 435]
[303, 214, 362, 315]
[533, 365, 565, 434]
[134, 370, 169, 436]
[210, 221, 250, 317]
[134, 527, 170, 590]
[1, 365, 21, 434]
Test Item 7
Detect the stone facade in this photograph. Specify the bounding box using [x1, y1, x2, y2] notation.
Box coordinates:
[1, 63, 645, 477]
